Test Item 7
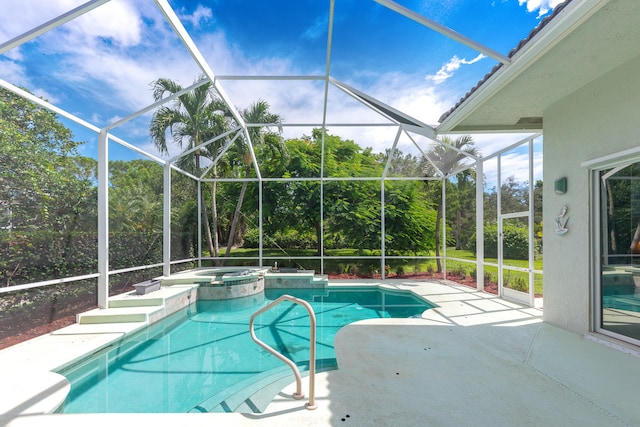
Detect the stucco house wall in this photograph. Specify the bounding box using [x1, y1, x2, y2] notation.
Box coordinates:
[543, 53, 640, 333]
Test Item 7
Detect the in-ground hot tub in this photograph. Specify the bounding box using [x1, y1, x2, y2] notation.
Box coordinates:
[161, 267, 270, 300]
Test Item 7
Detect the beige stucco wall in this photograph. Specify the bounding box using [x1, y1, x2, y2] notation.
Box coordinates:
[543, 53, 640, 333]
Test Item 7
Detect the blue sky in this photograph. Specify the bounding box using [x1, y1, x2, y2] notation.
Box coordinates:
[0, 0, 557, 180]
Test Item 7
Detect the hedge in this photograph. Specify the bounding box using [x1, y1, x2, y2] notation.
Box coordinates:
[469, 223, 529, 260]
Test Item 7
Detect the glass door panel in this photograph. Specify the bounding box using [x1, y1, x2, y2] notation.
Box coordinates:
[599, 163, 640, 341]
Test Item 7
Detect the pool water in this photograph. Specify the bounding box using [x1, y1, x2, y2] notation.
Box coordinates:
[59, 286, 433, 414]
[602, 285, 640, 312]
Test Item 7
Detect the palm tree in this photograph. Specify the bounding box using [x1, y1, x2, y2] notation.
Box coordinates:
[422, 135, 478, 273]
[222, 99, 286, 259]
[149, 77, 230, 259]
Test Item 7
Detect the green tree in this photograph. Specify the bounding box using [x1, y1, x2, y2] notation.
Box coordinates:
[533, 179, 543, 225]
[260, 135, 321, 253]
[500, 176, 529, 214]
[422, 135, 478, 272]
[223, 99, 285, 259]
[149, 77, 230, 259]
[0, 88, 96, 233]
[321, 132, 382, 250]
[258, 131, 436, 258]
[446, 168, 477, 250]
[384, 180, 436, 254]
[484, 176, 531, 223]
[383, 148, 422, 177]
[0, 87, 98, 285]
[109, 160, 163, 233]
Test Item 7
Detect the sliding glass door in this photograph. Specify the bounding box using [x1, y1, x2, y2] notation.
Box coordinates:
[598, 161, 640, 342]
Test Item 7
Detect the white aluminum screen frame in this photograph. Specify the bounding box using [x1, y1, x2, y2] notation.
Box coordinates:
[0, 0, 537, 309]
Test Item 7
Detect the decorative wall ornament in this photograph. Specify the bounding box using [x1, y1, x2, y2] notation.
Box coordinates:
[554, 177, 567, 194]
[555, 205, 569, 235]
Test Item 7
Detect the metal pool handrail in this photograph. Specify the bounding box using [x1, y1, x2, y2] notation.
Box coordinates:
[249, 294, 317, 410]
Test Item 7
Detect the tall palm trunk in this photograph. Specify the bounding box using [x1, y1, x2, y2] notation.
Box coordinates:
[223, 165, 250, 261]
[211, 168, 219, 264]
[196, 154, 216, 260]
[455, 209, 462, 250]
[201, 202, 215, 260]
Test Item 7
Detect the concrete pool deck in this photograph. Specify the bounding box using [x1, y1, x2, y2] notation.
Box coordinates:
[2, 279, 640, 426]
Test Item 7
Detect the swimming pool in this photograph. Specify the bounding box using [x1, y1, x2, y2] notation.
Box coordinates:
[58, 286, 433, 414]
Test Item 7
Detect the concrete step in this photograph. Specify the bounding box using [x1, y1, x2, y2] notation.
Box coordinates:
[190, 364, 293, 413]
[108, 297, 165, 308]
[77, 305, 162, 324]
[311, 276, 329, 287]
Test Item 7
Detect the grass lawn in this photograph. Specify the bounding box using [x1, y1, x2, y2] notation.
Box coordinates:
[446, 248, 543, 294]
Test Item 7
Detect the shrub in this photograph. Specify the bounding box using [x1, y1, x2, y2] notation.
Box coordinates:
[242, 228, 259, 248]
[451, 265, 467, 277]
[511, 276, 528, 292]
[243, 229, 316, 249]
[469, 223, 529, 260]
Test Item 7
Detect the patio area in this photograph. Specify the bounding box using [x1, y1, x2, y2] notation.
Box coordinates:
[2, 279, 639, 426]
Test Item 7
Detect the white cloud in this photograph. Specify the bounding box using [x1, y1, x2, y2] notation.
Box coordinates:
[518, 0, 565, 17]
[302, 15, 328, 41]
[363, 71, 449, 126]
[10, 0, 202, 116]
[0, 58, 28, 85]
[0, 0, 80, 43]
[315, 73, 451, 154]
[178, 5, 213, 30]
[0, 58, 60, 103]
[426, 53, 486, 84]
[69, 0, 142, 47]
[3, 49, 23, 62]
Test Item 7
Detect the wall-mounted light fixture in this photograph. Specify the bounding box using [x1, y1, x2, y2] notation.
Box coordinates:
[554, 177, 567, 194]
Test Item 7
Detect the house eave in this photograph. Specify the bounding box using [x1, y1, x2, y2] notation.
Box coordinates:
[436, 0, 609, 134]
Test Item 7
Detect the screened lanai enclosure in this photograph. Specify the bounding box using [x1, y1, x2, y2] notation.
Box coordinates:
[0, 0, 543, 346]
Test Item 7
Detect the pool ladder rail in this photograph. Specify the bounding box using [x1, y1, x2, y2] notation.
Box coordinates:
[249, 294, 317, 410]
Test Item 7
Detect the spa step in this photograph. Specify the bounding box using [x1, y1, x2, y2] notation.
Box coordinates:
[108, 297, 165, 308]
[265, 273, 329, 289]
[311, 275, 329, 286]
[77, 305, 163, 324]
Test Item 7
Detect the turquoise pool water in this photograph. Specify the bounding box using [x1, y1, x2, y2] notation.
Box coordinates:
[59, 286, 433, 413]
[603, 285, 640, 312]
